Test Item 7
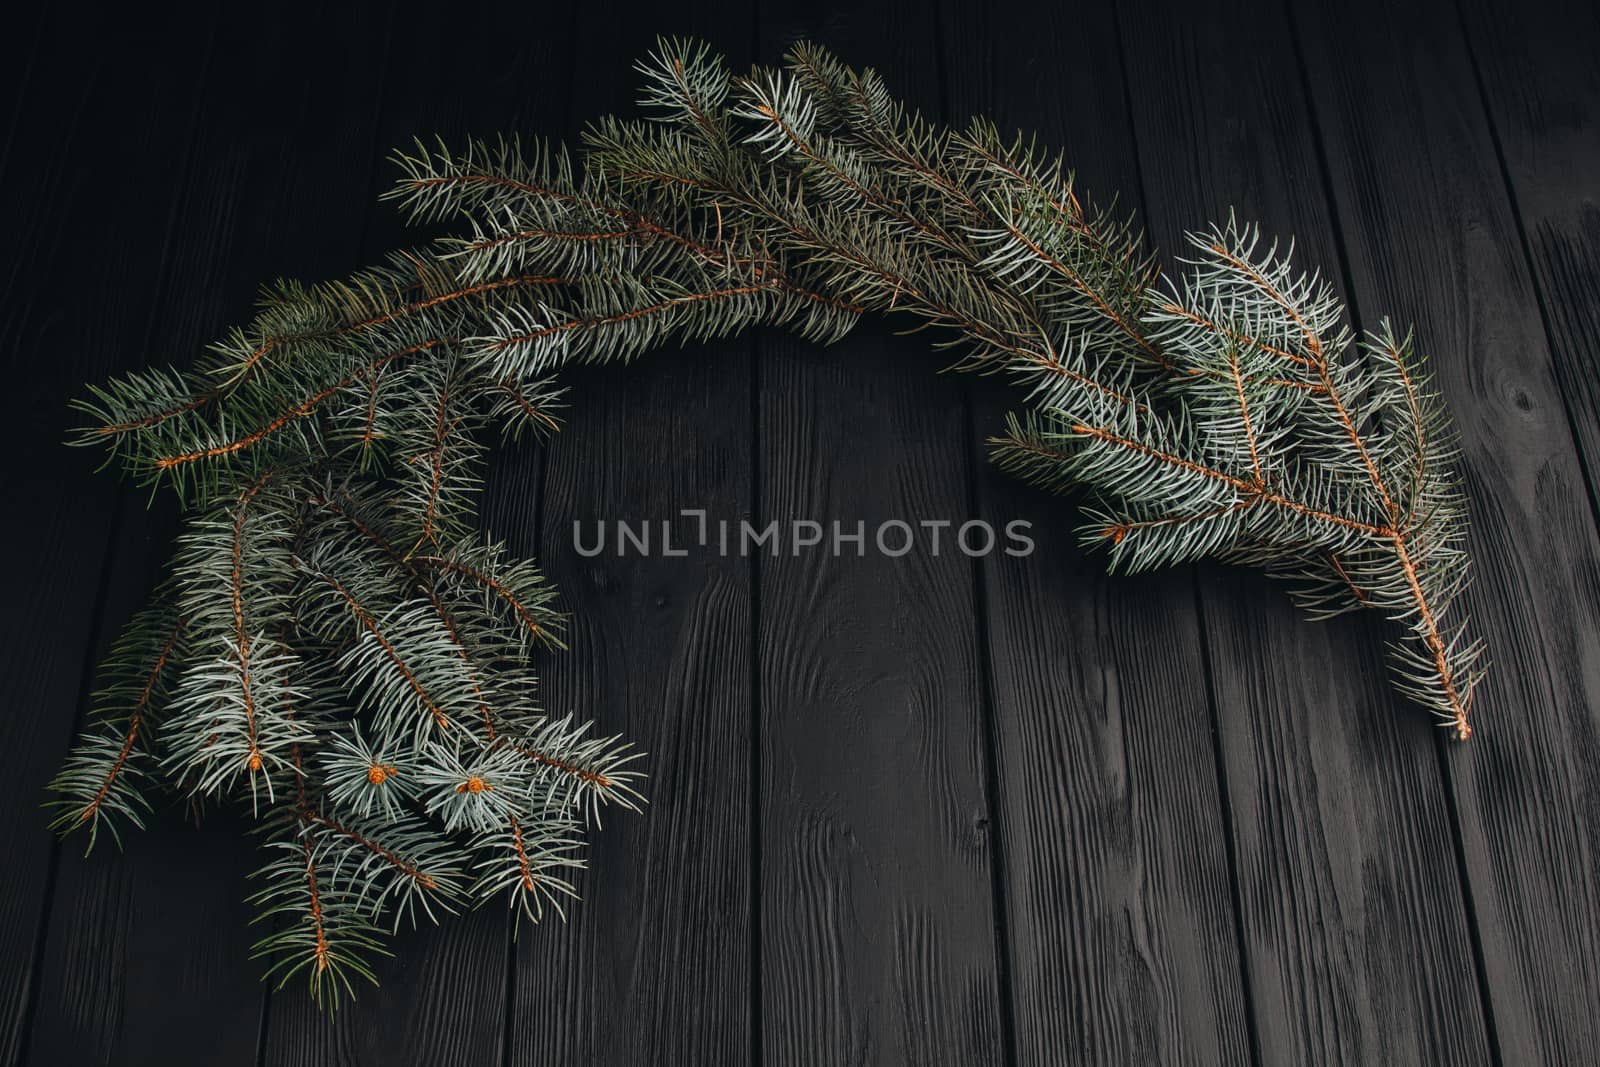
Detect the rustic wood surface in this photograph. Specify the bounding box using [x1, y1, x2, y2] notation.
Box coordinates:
[2, 0, 1595, 1063]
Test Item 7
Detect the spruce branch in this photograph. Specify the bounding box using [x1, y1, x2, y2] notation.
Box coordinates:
[51, 37, 1486, 1006]
[47, 600, 185, 848]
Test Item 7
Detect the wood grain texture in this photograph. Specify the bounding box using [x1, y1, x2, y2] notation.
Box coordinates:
[512, 347, 756, 1064]
[754, 343, 1004, 1067]
[753, 4, 1005, 1063]
[938, 5, 1255, 1064]
[1458, 0, 1600, 505]
[1114, 0, 1496, 1062]
[505, 2, 759, 1063]
[1288, 0, 1600, 1060]
[0, 9, 221, 1064]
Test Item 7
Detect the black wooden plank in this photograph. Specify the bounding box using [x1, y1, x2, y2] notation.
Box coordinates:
[753, 328, 1004, 1065]
[750, 4, 1006, 1063]
[504, 3, 759, 1062]
[1457, 2, 1600, 502]
[937, 5, 1257, 1062]
[1285, 0, 1600, 1059]
[0, 9, 219, 1064]
[1115, 0, 1498, 1061]
[512, 353, 757, 1063]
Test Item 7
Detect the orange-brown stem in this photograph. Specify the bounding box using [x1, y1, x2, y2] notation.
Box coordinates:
[318, 574, 452, 732]
[78, 620, 185, 823]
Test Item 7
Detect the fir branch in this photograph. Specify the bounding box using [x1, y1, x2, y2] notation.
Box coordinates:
[48, 605, 185, 847]
[52, 37, 1487, 1007]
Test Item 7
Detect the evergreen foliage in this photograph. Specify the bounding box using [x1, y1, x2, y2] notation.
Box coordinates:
[51, 39, 1483, 1005]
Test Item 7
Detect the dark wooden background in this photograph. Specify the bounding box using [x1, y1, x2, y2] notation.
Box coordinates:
[2, 0, 1597, 1063]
